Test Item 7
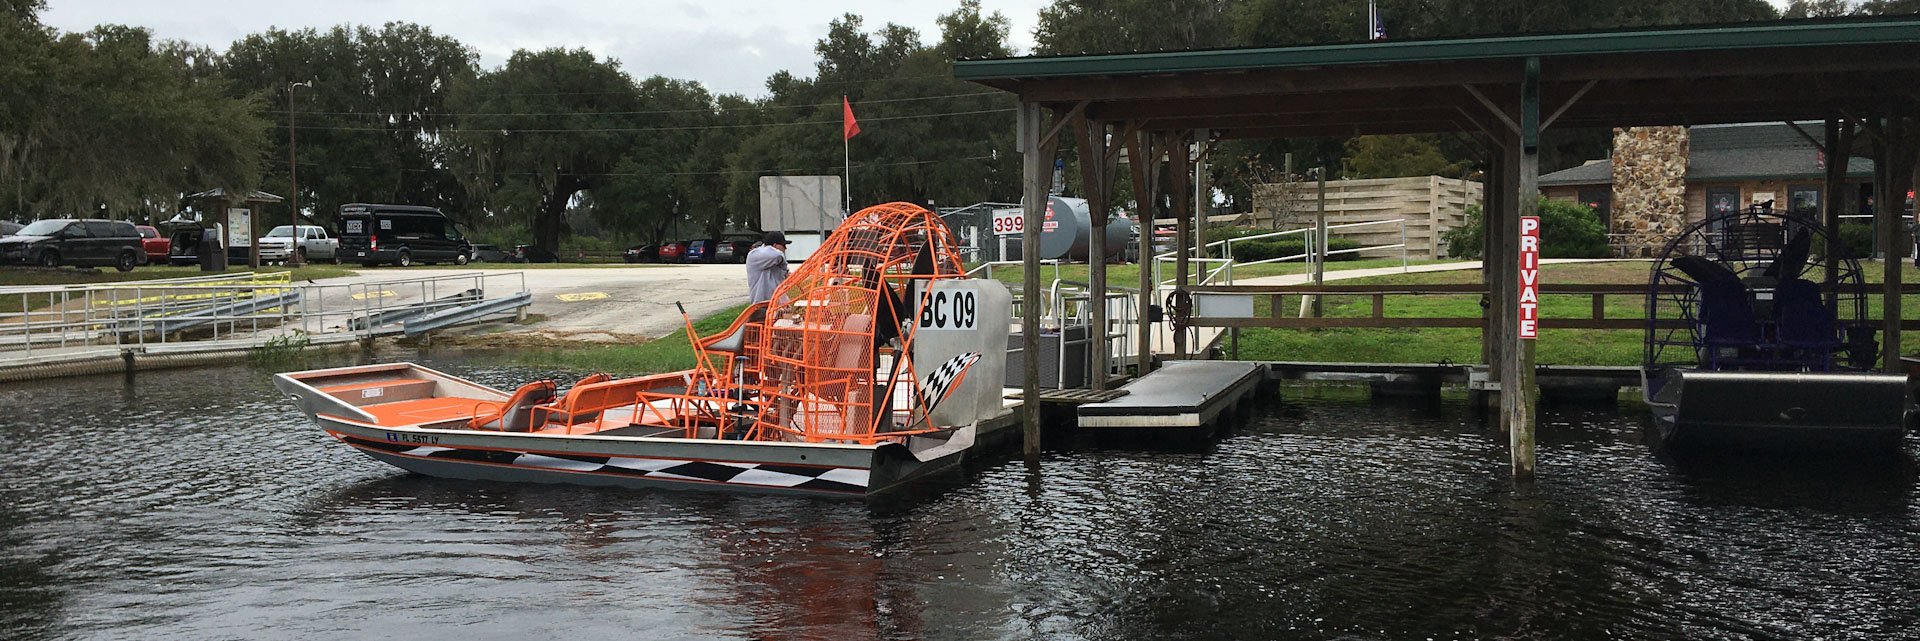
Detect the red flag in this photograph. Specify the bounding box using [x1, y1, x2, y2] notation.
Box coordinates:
[842, 96, 860, 140]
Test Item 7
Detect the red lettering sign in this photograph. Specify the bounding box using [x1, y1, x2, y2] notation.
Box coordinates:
[1518, 216, 1540, 339]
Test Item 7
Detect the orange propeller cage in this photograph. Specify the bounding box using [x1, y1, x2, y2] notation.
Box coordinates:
[720, 202, 969, 444]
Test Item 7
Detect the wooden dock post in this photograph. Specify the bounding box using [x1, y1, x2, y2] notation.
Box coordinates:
[1076, 116, 1113, 390]
[1873, 110, 1914, 374]
[1127, 129, 1160, 376]
[1169, 131, 1193, 359]
[1018, 102, 1048, 460]
[1506, 57, 1542, 480]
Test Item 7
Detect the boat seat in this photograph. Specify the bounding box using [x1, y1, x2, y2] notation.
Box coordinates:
[1775, 278, 1839, 369]
[1697, 279, 1763, 369]
[540, 373, 611, 425]
[470, 380, 556, 432]
[318, 379, 436, 406]
[704, 304, 766, 354]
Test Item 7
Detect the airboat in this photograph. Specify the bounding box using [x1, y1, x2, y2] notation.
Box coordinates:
[275, 203, 1016, 496]
[1642, 203, 1913, 452]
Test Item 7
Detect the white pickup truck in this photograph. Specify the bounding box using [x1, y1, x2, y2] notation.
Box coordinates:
[260, 225, 340, 264]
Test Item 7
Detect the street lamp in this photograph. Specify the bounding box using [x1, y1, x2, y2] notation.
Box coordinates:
[287, 80, 313, 266]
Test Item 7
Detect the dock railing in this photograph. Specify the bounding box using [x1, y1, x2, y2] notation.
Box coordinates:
[0, 271, 530, 357]
[1005, 279, 1137, 385]
[1172, 282, 1920, 331]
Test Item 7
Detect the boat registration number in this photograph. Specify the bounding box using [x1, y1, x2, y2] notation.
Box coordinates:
[385, 431, 439, 444]
[917, 289, 977, 330]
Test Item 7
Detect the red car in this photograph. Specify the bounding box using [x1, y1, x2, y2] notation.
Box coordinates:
[136, 225, 169, 262]
[657, 241, 686, 263]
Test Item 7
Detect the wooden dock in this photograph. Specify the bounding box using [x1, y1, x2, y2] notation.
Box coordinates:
[1077, 361, 1267, 429]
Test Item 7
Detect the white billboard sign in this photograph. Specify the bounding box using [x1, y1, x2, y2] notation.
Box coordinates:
[758, 175, 845, 233]
[990, 208, 1024, 236]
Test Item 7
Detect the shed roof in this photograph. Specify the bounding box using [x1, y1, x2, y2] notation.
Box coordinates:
[1539, 122, 1877, 186]
[184, 188, 283, 203]
[956, 17, 1920, 140]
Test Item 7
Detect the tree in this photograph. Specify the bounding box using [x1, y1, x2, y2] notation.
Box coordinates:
[1, 20, 264, 219]
[1784, 0, 1857, 17]
[221, 23, 477, 225]
[1343, 135, 1472, 179]
[455, 48, 641, 252]
[721, 3, 1018, 221]
[1035, 0, 1236, 54]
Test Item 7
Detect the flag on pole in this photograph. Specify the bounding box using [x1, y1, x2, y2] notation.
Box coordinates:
[1369, 2, 1386, 41]
[842, 96, 861, 140]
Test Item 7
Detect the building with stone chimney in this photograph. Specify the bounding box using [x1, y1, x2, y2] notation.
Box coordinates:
[1539, 122, 1876, 256]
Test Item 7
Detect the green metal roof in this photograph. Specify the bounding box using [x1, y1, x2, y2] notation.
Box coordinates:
[954, 17, 1920, 81]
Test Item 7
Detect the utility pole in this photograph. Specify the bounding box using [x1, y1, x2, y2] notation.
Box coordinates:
[287, 80, 313, 266]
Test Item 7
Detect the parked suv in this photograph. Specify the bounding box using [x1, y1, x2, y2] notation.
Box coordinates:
[336, 204, 471, 267]
[260, 225, 340, 264]
[0, 219, 149, 271]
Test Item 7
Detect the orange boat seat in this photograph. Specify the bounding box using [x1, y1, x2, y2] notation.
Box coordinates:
[541, 373, 611, 425]
[469, 380, 556, 432]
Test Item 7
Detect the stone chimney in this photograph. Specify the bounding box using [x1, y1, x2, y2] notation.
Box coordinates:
[1610, 126, 1689, 257]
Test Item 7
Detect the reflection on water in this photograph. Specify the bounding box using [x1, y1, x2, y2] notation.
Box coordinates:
[3, 358, 1917, 640]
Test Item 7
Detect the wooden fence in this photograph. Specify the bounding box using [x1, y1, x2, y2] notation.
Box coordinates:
[1250, 176, 1483, 260]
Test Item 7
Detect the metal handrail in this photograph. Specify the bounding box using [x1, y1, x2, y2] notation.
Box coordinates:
[1, 271, 530, 356]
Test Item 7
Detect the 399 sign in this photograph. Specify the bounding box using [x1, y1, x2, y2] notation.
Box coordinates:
[991, 213, 1023, 235]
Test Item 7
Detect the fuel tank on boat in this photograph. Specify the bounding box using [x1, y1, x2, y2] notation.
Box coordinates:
[1649, 369, 1914, 452]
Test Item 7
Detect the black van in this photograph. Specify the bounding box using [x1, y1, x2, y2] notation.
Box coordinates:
[337, 204, 471, 267]
[0, 218, 148, 271]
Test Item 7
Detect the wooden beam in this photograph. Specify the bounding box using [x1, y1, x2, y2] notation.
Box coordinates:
[1539, 79, 1597, 131]
[1039, 100, 1088, 149]
[1463, 83, 1523, 135]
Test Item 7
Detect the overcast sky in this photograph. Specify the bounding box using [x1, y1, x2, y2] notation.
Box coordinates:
[39, 0, 1053, 97]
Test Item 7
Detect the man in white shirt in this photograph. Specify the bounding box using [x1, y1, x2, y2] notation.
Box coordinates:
[746, 231, 789, 304]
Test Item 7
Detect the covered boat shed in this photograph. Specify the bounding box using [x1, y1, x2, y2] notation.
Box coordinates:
[954, 17, 1920, 477]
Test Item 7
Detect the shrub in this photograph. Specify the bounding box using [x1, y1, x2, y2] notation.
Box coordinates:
[1441, 197, 1610, 259]
[1838, 222, 1875, 259]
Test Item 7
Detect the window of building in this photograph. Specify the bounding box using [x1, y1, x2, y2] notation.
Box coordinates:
[1577, 189, 1611, 229]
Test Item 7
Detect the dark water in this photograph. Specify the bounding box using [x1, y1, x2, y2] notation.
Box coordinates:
[3, 356, 1918, 640]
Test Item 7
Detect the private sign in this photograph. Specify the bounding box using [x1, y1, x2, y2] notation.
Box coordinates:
[1518, 216, 1540, 339]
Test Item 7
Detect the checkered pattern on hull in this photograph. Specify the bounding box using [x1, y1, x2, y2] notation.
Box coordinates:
[341, 435, 869, 493]
[916, 352, 980, 416]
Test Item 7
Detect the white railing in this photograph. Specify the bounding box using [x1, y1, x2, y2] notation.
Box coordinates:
[1153, 218, 1409, 290]
[1, 271, 529, 357]
[1008, 279, 1138, 385]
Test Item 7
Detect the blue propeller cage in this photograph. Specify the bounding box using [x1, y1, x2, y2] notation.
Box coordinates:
[1643, 206, 1871, 375]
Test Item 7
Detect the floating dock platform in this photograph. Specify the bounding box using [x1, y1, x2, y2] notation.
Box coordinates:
[1077, 360, 1268, 430]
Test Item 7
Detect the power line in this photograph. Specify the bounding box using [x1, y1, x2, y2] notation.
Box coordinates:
[482, 72, 962, 97]
[266, 154, 1003, 178]
[279, 107, 1014, 133]
[292, 91, 1008, 118]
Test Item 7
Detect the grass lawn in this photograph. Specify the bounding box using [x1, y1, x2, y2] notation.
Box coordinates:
[492, 303, 749, 374]
[1233, 260, 1920, 367]
[975, 257, 1460, 288]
